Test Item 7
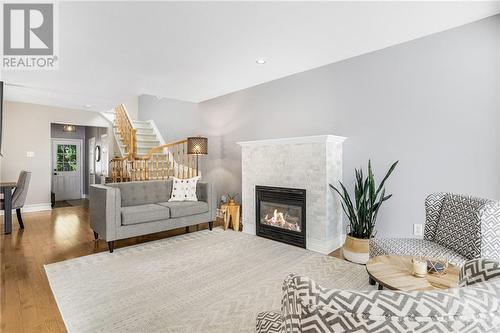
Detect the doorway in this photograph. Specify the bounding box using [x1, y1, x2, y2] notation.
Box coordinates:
[51, 139, 83, 201]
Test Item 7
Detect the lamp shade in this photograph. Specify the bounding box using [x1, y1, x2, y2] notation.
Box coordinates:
[187, 136, 208, 155]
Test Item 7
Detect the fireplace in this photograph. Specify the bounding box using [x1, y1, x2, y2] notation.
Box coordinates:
[256, 186, 306, 248]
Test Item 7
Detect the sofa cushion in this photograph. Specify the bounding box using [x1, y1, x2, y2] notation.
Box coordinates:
[108, 180, 173, 207]
[434, 194, 487, 260]
[369, 238, 468, 266]
[157, 201, 208, 218]
[121, 204, 170, 226]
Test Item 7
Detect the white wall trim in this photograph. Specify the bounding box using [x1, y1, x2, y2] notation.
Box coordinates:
[237, 135, 346, 147]
[0, 203, 52, 215]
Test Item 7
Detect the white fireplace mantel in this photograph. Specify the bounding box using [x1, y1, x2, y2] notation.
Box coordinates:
[237, 135, 346, 147]
[238, 134, 346, 254]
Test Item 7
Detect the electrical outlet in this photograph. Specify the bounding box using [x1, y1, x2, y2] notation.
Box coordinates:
[413, 224, 423, 236]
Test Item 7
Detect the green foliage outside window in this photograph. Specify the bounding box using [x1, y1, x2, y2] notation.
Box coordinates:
[56, 144, 77, 171]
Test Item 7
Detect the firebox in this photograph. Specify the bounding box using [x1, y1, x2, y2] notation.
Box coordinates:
[255, 186, 306, 248]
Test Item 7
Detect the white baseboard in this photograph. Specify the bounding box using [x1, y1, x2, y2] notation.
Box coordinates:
[82, 194, 89, 199]
[0, 203, 52, 215]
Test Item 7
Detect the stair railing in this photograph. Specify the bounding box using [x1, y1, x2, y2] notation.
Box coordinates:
[115, 104, 137, 155]
[110, 139, 198, 182]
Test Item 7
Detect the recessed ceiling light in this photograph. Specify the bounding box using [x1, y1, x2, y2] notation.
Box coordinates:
[84, 104, 92, 108]
[256, 58, 266, 65]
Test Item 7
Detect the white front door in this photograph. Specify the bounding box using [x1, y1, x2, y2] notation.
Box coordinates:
[52, 139, 82, 201]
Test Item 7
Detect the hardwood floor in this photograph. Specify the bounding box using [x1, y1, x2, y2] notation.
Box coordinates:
[1, 206, 343, 332]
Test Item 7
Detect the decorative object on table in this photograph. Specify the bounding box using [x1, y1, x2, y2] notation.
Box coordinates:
[411, 257, 428, 278]
[168, 176, 200, 202]
[369, 193, 500, 266]
[330, 160, 398, 264]
[366, 255, 458, 291]
[187, 136, 208, 176]
[426, 258, 448, 275]
[226, 192, 239, 206]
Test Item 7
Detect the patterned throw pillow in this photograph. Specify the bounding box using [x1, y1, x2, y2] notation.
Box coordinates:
[168, 177, 200, 202]
[434, 194, 487, 260]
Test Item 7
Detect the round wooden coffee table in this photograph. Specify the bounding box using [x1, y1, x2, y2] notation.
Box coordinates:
[366, 255, 459, 291]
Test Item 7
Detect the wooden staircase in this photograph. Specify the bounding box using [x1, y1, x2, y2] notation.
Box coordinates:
[110, 104, 198, 182]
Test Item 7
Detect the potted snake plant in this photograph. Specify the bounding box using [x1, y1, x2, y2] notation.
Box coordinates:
[330, 160, 398, 264]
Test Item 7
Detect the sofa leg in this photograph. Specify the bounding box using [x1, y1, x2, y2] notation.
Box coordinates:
[369, 277, 375, 286]
[93, 231, 99, 240]
[185, 226, 189, 233]
[108, 241, 115, 253]
[208, 221, 213, 231]
[16, 208, 24, 229]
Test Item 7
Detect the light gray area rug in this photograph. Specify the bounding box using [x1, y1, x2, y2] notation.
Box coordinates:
[45, 228, 373, 333]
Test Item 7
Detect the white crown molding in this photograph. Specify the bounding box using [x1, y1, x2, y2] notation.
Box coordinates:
[237, 135, 346, 147]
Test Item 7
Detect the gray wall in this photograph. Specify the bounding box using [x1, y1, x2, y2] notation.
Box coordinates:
[139, 15, 500, 237]
[83, 126, 108, 195]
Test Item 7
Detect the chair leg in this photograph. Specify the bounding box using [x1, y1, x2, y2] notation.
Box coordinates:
[16, 208, 24, 229]
[208, 221, 213, 231]
[107, 241, 115, 253]
[93, 231, 99, 240]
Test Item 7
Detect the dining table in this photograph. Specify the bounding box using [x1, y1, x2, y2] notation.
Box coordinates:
[1, 182, 17, 234]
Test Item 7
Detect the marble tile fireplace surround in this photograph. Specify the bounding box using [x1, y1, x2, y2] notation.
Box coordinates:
[238, 135, 346, 254]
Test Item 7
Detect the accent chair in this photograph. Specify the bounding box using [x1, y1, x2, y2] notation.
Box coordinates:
[370, 193, 500, 266]
[256, 258, 500, 332]
[0, 170, 32, 229]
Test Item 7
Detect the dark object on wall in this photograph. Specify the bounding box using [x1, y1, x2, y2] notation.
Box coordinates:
[0, 81, 3, 156]
[95, 145, 101, 162]
[63, 124, 76, 132]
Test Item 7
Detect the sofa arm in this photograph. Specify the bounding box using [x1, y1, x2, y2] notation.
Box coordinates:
[459, 259, 500, 287]
[256, 311, 284, 333]
[197, 182, 216, 220]
[89, 184, 121, 241]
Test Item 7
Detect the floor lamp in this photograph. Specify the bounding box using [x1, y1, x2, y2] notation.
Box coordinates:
[187, 136, 208, 176]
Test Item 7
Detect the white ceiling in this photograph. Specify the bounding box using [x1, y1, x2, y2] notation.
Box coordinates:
[3, 1, 499, 111]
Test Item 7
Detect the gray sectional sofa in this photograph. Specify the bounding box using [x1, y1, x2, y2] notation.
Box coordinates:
[90, 180, 216, 252]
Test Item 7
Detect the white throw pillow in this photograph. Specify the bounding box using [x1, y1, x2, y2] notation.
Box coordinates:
[169, 177, 200, 202]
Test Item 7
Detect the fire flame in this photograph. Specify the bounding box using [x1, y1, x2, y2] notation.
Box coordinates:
[262, 209, 301, 232]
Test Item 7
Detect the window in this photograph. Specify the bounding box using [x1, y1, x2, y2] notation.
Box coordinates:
[56, 144, 77, 171]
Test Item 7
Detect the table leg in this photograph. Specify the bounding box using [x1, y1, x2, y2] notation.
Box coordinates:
[231, 206, 240, 231]
[369, 277, 375, 285]
[4, 189, 12, 234]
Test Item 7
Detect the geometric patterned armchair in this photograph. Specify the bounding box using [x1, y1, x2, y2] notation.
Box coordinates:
[256, 259, 500, 333]
[370, 193, 500, 266]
